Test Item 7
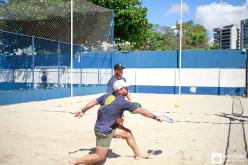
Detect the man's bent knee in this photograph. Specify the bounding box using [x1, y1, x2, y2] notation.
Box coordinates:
[122, 130, 133, 139]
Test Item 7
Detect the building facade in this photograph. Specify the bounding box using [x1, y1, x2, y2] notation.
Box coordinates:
[220, 25, 240, 49]
[240, 19, 248, 51]
[213, 25, 240, 49]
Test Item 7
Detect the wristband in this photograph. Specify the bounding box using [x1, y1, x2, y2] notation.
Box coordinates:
[152, 115, 158, 120]
[81, 109, 86, 113]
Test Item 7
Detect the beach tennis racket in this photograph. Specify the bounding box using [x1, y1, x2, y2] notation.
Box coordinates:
[162, 115, 174, 123]
[40, 110, 75, 115]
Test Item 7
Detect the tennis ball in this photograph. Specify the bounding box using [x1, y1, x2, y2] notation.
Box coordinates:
[174, 103, 180, 108]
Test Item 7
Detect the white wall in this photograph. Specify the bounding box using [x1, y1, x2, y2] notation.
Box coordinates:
[0, 69, 14, 82]
[0, 68, 245, 89]
[123, 68, 246, 88]
[0, 68, 111, 85]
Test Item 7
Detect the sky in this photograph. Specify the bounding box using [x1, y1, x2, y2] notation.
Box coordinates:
[140, 0, 248, 39]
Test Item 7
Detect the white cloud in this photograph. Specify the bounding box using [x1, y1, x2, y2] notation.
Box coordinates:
[195, 1, 248, 31]
[166, 3, 190, 15]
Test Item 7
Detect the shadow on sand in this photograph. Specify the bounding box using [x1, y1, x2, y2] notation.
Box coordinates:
[69, 148, 163, 164]
[69, 147, 120, 165]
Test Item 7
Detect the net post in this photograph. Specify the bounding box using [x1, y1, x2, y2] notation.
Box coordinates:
[246, 53, 248, 98]
[58, 41, 61, 86]
[70, 0, 73, 97]
[80, 45, 83, 86]
[32, 36, 35, 89]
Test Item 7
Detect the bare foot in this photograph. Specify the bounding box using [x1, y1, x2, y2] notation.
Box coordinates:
[69, 157, 77, 165]
[69, 156, 87, 165]
[134, 153, 152, 160]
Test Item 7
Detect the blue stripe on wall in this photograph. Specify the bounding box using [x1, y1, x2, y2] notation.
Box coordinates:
[113, 51, 178, 68]
[74, 52, 112, 69]
[34, 54, 60, 67]
[0, 85, 106, 105]
[0, 83, 244, 105]
[0, 56, 15, 69]
[0, 82, 31, 90]
[129, 85, 245, 96]
[128, 85, 176, 94]
[112, 50, 247, 69]
[1, 50, 246, 69]
[182, 50, 247, 68]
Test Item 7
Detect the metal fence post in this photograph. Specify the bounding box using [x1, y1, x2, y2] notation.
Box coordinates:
[80, 45, 82, 85]
[98, 52, 100, 84]
[246, 53, 248, 98]
[32, 36, 35, 89]
[58, 41, 61, 86]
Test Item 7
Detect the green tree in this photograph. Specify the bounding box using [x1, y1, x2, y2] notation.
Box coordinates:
[139, 21, 209, 51]
[138, 24, 178, 51]
[209, 43, 220, 49]
[176, 21, 209, 49]
[87, 0, 151, 49]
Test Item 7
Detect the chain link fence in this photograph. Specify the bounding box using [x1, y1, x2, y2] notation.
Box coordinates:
[0, 0, 114, 50]
[0, 0, 113, 93]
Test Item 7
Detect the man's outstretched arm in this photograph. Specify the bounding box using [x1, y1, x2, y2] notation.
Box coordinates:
[75, 99, 99, 118]
[132, 108, 163, 122]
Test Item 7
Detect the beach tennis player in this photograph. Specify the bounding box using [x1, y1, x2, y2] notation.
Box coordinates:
[70, 80, 163, 165]
[107, 63, 132, 102]
[107, 63, 132, 125]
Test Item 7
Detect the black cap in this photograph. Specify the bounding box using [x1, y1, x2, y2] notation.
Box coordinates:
[114, 63, 125, 70]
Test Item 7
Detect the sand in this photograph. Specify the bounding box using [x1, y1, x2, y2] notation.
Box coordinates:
[0, 93, 248, 165]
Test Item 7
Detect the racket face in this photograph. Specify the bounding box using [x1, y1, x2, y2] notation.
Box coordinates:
[163, 116, 174, 123]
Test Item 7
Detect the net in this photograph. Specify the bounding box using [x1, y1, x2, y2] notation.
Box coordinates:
[0, 0, 113, 94]
[0, 0, 114, 50]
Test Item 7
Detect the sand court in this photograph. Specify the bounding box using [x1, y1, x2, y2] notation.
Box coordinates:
[0, 93, 248, 165]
